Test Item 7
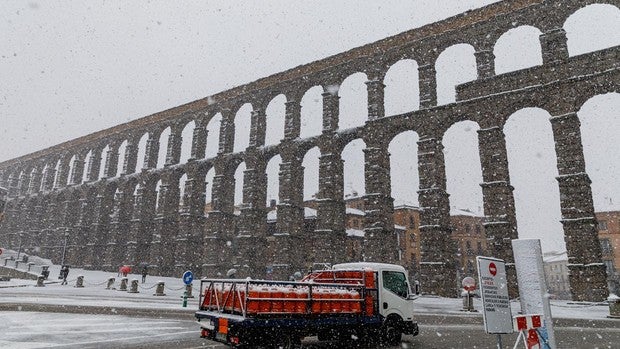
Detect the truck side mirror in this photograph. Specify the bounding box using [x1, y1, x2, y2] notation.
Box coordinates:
[407, 281, 421, 300]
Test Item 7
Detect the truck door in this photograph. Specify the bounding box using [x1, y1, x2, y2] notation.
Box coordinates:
[379, 270, 414, 320]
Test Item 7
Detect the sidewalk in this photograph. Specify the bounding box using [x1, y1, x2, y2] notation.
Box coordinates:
[0, 254, 617, 328]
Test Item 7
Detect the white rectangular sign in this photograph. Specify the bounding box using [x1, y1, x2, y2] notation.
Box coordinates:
[476, 256, 513, 334]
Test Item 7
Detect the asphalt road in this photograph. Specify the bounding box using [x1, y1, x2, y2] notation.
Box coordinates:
[2, 311, 619, 349]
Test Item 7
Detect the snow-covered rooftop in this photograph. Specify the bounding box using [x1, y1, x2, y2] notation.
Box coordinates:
[543, 250, 568, 263]
[265, 207, 318, 222]
[346, 207, 365, 216]
[450, 207, 483, 217]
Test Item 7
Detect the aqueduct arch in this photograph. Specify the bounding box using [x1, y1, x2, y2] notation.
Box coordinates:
[0, 0, 618, 301]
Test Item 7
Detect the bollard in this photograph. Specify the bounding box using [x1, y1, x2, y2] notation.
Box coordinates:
[185, 283, 194, 298]
[153, 281, 166, 296]
[41, 265, 50, 280]
[182, 290, 188, 307]
[461, 290, 476, 312]
[75, 275, 84, 288]
[27, 262, 35, 272]
[119, 277, 128, 291]
[36, 275, 45, 287]
[128, 279, 139, 293]
[106, 277, 116, 290]
[3, 258, 8, 266]
[609, 295, 620, 318]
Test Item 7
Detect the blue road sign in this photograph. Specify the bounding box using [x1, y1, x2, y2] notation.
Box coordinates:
[182, 271, 193, 285]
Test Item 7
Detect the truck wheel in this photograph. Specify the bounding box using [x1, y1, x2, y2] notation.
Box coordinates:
[381, 319, 402, 346]
[270, 334, 300, 349]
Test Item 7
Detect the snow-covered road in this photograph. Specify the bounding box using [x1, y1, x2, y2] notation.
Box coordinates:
[0, 311, 212, 349]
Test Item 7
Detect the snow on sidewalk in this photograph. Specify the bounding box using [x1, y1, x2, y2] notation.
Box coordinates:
[0, 252, 614, 321]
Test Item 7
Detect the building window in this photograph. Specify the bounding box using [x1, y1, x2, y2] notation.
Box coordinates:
[598, 220, 608, 231]
[477, 241, 483, 255]
[465, 224, 471, 234]
[409, 216, 415, 228]
[475, 225, 481, 234]
[600, 239, 612, 254]
[466, 260, 475, 275]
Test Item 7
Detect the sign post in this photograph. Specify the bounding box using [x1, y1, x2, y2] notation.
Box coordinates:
[181, 271, 194, 308]
[477, 256, 513, 349]
[461, 276, 477, 312]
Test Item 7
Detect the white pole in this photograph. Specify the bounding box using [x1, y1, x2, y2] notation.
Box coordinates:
[512, 239, 557, 349]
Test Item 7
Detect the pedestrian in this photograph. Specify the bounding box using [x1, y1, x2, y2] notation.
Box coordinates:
[61, 265, 69, 285]
[141, 265, 148, 284]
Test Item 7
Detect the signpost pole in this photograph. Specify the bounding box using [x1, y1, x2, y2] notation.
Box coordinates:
[476, 256, 513, 346]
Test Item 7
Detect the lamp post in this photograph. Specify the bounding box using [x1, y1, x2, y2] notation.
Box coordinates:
[16, 232, 24, 260]
[60, 231, 69, 267]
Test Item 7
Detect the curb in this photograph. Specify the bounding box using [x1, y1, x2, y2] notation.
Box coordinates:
[0, 302, 196, 320]
[414, 312, 620, 328]
[0, 302, 618, 328]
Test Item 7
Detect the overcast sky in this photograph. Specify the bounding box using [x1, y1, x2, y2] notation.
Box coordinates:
[1, 1, 619, 252]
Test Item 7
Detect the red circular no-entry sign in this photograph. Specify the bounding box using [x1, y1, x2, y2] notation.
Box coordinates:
[462, 276, 476, 291]
[489, 262, 497, 276]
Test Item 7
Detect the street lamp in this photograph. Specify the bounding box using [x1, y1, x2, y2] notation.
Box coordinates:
[16, 232, 24, 260]
[60, 231, 69, 267]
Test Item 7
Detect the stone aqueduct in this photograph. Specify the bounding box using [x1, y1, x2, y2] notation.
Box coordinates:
[0, 0, 618, 300]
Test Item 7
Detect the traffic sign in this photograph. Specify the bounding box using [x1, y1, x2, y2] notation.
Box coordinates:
[0, 248, 3, 256]
[182, 271, 193, 285]
[489, 262, 497, 276]
[476, 256, 513, 334]
[462, 276, 476, 292]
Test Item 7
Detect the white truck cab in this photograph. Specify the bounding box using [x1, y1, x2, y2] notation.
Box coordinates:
[332, 262, 419, 343]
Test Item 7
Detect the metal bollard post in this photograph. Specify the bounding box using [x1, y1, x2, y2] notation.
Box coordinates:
[461, 291, 476, 312]
[153, 281, 166, 296]
[75, 275, 84, 288]
[41, 265, 50, 280]
[185, 283, 194, 298]
[3, 258, 8, 266]
[182, 290, 188, 307]
[36, 275, 45, 287]
[128, 279, 139, 293]
[106, 277, 116, 290]
[119, 277, 128, 291]
[609, 295, 620, 318]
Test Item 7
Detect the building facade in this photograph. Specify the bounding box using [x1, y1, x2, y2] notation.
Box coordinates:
[543, 251, 572, 300]
[596, 211, 620, 295]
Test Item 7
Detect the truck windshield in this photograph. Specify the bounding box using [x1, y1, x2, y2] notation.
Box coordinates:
[382, 271, 409, 298]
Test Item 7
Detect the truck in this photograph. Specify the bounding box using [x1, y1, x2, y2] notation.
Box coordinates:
[195, 262, 419, 348]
